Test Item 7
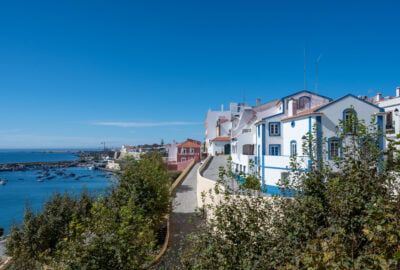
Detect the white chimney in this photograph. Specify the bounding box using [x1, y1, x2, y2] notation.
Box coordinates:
[376, 92, 383, 102]
[221, 104, 224, 111]
[256, 98, 261, 106]
[396, 87, 400, 97]
[288, 98, 297, 117]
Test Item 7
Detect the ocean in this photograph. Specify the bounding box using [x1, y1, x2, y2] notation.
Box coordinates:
[0, 150, 112, 234]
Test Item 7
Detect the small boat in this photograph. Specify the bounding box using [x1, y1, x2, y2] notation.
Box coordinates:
[37, 179, 44, 182]
[0, 180, 6, 186]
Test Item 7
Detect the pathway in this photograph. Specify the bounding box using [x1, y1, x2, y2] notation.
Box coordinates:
[155, 163, 201, 269]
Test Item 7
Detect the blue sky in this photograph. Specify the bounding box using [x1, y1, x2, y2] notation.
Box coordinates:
[0, 0, 399, 148]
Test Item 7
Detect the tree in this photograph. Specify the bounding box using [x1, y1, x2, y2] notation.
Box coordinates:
[6, 153, 172, 270]
[182, 114, 400, 269]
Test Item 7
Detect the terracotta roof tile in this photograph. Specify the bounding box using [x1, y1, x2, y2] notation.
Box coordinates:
[211, 137, 231, 141]
[218, 118, 229, 124]
[281, 102, 330, 121]
[178, 141, 201, 148]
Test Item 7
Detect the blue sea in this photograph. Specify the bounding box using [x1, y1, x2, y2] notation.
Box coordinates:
[0, 151, 112, 234]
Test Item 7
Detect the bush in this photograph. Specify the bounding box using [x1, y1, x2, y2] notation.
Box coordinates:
[182, 114, 400, 269]
[6, 153, 172, 270]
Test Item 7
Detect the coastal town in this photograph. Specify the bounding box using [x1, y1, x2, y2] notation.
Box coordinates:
[1, 1, 400, 269]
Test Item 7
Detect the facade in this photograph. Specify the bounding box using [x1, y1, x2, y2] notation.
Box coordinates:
[209, 90, 385, 194]
[167, 138, 201, 170]
[177, 139, 201, 162]
[371, 87, 400, 148]
[204, 102, 248, 155]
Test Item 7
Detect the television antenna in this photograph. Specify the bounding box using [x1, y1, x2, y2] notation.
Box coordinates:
[315, 54, 322, 92]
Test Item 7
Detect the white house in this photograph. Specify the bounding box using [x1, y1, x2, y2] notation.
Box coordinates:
[205, 102, 248, 155]
[213, 90, 385, 195]
[255, 92, 384, 194]
[372, 87, 400, 148]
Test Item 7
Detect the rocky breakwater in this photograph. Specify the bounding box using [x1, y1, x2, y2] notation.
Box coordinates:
[0, 160, 84, 172]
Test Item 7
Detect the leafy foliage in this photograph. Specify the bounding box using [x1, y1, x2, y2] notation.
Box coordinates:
[6, 153, 171, 270]
[183, 114, 400, 269]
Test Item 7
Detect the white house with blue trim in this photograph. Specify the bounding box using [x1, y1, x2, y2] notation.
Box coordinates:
[254, 92, 384, 194]
[222, 90, 385, 194]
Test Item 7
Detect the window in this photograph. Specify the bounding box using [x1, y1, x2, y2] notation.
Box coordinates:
[190, 148, 194, 153]
[298, 96, 311, 110]
[386, 112, 394, 133]
[328, 138, 341, 160]
[291, 121, 295, 128]
[257, 125, 260, 136]
[269, 122, 281, 136]
[343, 108, 357, 134]
[290, 140, 297, 156]
[181, 148, 187, 154]
[269, 144, 281, 156]
[181, 157, 187, 162]
[243, 144, 255, 155]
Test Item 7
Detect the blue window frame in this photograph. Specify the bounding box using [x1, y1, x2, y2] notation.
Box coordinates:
[269, 144, 281, 156]
[290, 140, 297, 156]
[328, 137, 342, 160]
[268, 122, 281, 136]
[291, 121, 295, 127]
[257, 125, 260, 137]
[343, 108, 357, 134]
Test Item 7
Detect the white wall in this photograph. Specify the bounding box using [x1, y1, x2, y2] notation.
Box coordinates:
[319, 96, 382, 160]
[209, 140, 230, 155]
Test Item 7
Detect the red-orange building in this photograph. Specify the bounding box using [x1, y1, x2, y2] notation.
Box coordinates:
[176, 139, 201, 162]
[167, 138, 201, 170]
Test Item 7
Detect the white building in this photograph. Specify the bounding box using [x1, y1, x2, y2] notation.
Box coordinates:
[204, 102, 248, 155]
[372, 87, 400, 147]
[215, 90, 385, 194]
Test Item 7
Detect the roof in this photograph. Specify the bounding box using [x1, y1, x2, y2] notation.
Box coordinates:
[218, 118, 229, 124]
[281, 103, 328, 121]
[282, 94, 384, 121]
[178, 141, 201, 148]
[211, 137, 231, 141]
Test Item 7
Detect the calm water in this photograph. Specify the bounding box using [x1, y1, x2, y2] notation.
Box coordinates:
[0, 151, 112, 234]
[0, 150, 79, 164]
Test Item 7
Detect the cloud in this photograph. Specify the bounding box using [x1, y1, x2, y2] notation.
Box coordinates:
[92, 121, 202, 127]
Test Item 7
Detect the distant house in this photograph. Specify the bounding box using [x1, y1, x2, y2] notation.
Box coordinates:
[177, 139, 201, 162]
[204, 102, 248, 155]
[167, 138, 201, 170]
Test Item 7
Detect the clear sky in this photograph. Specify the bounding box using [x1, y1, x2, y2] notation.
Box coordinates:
[0, 0, 399, 148]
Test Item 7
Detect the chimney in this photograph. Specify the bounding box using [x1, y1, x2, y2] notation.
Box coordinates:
[376, 93, 383, 102]
[396, 87, 400, 97]
[256, 98, 261, 106]
[287, 98, 297, 117]
[221, 104, 224, 112]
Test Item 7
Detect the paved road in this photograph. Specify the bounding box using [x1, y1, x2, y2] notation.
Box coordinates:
[202, 155, 270, 197]
[155, 163, 201, 269]
[202, 155, 229, 181]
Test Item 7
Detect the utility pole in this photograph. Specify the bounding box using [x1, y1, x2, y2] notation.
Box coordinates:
[101, 141, 106, 152]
